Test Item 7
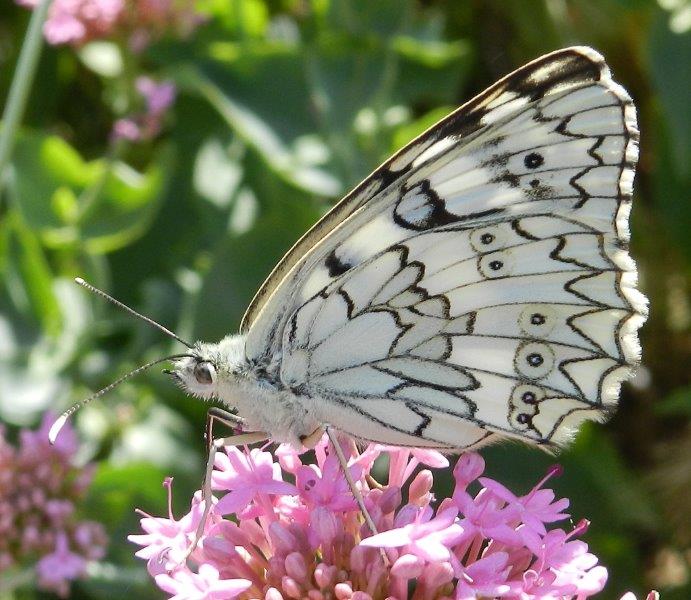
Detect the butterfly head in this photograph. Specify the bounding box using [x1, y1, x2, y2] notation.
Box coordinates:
[170, 354, 217, 399]
[169, 335, 246, 401]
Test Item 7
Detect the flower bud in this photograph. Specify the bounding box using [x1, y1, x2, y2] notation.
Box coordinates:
[269, 522, 298, 553]
[314, 563, 337, 588]
[285, 552, 308, 583]
[269, 556, 286, 578]
[391, 553, 424, 579]
[334, 582, 353, 599]
[409, 470, 433, 506]
[453, 453, 484, 488]
[241, 518, 267, 546]
[288, 522, 310, 553]
[437, 497, 455, 514]
[265, 587, 284, 600]
[281, 575, 303, 599]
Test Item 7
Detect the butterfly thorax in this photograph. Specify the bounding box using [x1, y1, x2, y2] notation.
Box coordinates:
[172, 335, 320, 447]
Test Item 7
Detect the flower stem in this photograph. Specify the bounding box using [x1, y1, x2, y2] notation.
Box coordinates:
[0, 0, 51, 190]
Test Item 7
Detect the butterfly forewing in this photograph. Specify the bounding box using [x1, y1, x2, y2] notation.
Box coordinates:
[242, 47, 646, 450]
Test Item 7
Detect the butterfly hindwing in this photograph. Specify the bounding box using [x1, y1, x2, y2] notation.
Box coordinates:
[243, 47, 646, 450]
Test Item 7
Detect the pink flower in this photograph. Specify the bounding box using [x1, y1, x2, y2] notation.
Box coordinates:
[36, 532, 86, 597]
[454, 551, 511, 599]
[15, 0, 203, 47]
[480, 464, 569, 537]
[136, 76, 176, 114]
[112, 117, 141, 141]
[155, 563, 251, 600]
[0, 412, 106, 596]
[129, 478, 208, 575]
[212, 447, 297, 517]
[295, 452, 360, 512]
[112, 77, 177, 142]
[361, 506, 463, 561]
[44, 0, 123, 46]
[131, 436, 623, 600]
[453, 486, 523, 546]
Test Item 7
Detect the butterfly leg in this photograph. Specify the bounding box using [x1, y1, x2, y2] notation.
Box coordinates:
[324, 426, 390, 566]
[300, 425, 325, 449]
[178, 408, 267, 566]
[323, 425, 378, 535]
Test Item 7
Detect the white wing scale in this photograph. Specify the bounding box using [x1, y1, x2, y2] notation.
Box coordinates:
[241, 47, 646, 450]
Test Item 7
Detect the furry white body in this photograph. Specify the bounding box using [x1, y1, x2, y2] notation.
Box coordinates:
[174, 336, 322, 447]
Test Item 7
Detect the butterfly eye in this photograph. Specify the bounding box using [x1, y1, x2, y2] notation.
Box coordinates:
[194, 362, 215, 385]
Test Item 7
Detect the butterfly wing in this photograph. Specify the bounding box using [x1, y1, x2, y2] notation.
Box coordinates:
[242, 47, 646, 449]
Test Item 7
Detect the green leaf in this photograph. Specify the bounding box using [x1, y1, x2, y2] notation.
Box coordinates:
[86, 462, 172, 555]
[191, 152, 321, 341]
[4, 206, 62, 335]
[197, 0, 269, 37]
[42, 135, 99, 186]
[11, 131, 169, 254]
[179, 66, 341, 197]
[392, 36, 469, 68]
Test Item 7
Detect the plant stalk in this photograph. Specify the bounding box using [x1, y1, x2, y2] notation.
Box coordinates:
[0, 0, 52, 189]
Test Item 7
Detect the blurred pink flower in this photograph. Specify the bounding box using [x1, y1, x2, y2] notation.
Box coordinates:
[16, 0, 124, 45]
[112, 76, 176, 142]
[130, 435, 627, 599]
[0, 412, 106, 597]
[137, 76, 176, 113]
[16, 0, 203, 47]
[111, 117, 141, 141]
[36, 531, 87, 596]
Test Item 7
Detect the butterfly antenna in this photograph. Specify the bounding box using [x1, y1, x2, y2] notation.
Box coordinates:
[74, 277, 194, 349]
[49, 353, 194, 444]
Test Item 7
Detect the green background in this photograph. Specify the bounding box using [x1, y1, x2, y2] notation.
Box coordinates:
[1, 1, 689, 598]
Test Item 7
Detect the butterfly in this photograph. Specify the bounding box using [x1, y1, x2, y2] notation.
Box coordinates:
[48, 46, 647, 550]
[52, 46, 646, 460]
[157, 46, 645, 456]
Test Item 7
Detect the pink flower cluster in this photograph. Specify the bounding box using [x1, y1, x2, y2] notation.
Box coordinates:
[15, 0, 201, 48]
[112, 75, 176, 142]
[130, 435, 632, 600]
[16, 0, 123, 45]
[0, 413, 106, 597]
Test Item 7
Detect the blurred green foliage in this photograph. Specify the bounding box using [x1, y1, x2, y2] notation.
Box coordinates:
[1, 1, 689, 598]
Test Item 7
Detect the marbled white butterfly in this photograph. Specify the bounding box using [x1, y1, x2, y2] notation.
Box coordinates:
[52, 47, 646, 499]
[160, 46, 646, 454]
